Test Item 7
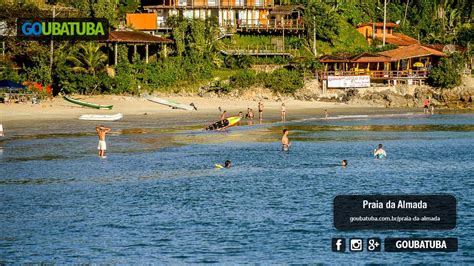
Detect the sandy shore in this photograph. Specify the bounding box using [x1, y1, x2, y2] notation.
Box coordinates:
[0, 95, 378, 122]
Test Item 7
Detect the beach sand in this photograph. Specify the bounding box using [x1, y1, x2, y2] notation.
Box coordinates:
[0, 95, 378, 122]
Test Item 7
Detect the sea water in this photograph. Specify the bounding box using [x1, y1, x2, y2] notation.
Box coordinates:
[1, 113, 473, 263]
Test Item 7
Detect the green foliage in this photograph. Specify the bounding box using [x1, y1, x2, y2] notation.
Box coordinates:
[189, 20, 206, 57]
[67, 42, 107, 75]
[304, 1, 340, 45]
[264, 68, 303, 94]
[229, 69, 258, 89]
[111, 45, 136, 94]
[118, 0, 140, 18]
[91, 0, 118, 26]
[336, 1, 373, 26]
[293, 57, 322, 73]
[428, 53, 465, 89]
[224, 54, 254, 69]
[24, 62, 52, 86]
[304, 0, 368, 55]
[207, 80, 232, 94]
[0, 61, 22, 83]
[456, 24, 473, 47]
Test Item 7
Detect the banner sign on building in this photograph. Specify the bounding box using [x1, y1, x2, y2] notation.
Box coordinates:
[327, 75, 370, 88]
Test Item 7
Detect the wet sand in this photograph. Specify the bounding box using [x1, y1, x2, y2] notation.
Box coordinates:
[1, 95, 376, 122]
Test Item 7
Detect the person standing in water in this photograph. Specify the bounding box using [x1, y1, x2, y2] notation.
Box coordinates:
[258, 101, 264, 121]
[373, 144, 387, 159]
[324, 109, 328, 120]
[96, 125, 111, 158]
[246, 108, 254, 120]
[281, 103, 286, 121]
[281, 129, 291, 151]
[220, 110, 227, 121]
[423, 97, 430, 114]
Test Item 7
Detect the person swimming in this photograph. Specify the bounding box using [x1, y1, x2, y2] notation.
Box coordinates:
[342, 160, 348, 166]
[215, 160, 232, 169]
[373, 144, 387, 159]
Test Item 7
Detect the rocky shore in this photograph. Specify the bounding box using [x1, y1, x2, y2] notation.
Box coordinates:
[197, 77, 473, 110]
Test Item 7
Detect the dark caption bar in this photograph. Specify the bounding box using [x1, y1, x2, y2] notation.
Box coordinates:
[333, 195, 456, 230]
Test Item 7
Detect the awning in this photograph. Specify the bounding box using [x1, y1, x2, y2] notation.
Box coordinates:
[0, 80, 26, 92]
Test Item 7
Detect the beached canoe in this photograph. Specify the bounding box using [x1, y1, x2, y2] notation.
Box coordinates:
[205, 116, 241, 131]
[64, 95, 113, 110]
[79, 113, 123, 121]
[145, 95, 197, 111]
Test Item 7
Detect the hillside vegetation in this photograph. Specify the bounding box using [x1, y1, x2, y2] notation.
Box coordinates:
[0, 0, 472, 95]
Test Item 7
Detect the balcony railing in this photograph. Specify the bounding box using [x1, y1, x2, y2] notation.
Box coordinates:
[221, 44, 301, 57]
[223, 18, 304, 31]
[317, 70, 430, 80]
[145, 0, 273, 8]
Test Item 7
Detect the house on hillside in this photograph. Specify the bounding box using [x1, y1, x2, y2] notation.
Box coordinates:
[127, 1, 304, 34]
[356, 22, 418, 46]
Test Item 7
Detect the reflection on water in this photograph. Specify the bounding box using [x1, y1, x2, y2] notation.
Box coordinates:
[0, 113, 473, 263]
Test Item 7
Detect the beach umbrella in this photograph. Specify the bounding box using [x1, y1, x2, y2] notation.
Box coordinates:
[413, 62, 424, 68]
[0, 80, 26, 92]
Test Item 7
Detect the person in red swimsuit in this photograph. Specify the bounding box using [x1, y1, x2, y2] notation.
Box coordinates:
[423, 97, 430, 114]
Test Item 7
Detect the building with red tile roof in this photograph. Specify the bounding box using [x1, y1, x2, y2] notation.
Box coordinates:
[356, 22, 418, 46]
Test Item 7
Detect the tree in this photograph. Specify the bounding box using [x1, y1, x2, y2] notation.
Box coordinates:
[67, 43, 107, 75]
[92, 0, 118, 26]
[428, 53, 465, 89]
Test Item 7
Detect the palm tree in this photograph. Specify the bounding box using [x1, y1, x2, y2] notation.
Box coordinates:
[67, 42, 107, 75]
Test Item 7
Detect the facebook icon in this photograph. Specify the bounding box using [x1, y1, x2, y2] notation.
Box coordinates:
[332, 238, 346, 252]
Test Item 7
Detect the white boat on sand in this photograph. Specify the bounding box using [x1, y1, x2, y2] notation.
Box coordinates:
[79, 113, 123, 121]
[144, 95, 197, 111]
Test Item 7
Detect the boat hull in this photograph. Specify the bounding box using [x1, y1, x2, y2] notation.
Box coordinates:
[79, 113, 123, 121]
[64, 95, 113, 110]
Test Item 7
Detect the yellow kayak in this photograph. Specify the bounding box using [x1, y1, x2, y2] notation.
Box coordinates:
[205, 116, 241, 131]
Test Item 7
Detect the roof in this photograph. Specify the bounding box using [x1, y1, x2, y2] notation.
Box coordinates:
[379, 44, 446, 60]
[357, 22, 399, 28]
[319, 54, 351, 63]
[376, 33, 418, 46]
[103, 31, 173, 44]
[424, 44, 466, 53]
[350, 53, 393, 63]
[270, 5, 304, 15]
[126, 13, 157, 30]
[320, 53, 393, 63]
